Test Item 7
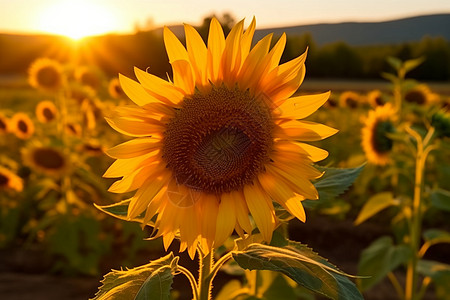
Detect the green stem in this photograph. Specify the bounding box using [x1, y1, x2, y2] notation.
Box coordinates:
[177, 265, 199, 300]
[387, 272, 404, 300]
[404, 127, 436, 300]
[198, 249, 214, 300]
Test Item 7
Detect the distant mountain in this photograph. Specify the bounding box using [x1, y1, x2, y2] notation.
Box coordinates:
[252, 14, 450, 46]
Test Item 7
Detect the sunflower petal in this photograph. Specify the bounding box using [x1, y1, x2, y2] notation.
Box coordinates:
[103, 153, 157, 178]
[276, 91, 331, 119]
[207, 17, 226, 82]
[128, 171, 171, 219]
[275, 120, 338, 141]
[105, 117, 164, 137]
[216, 193, 237, 246]
[240, 17, 256, 60]
[163, 26, 189, 63]
[185, 24, 208, 86]
[108, 164, 157, 193]
[243, 183, 275, 242]
[105, 137, 161, 159]
[119, 73, 160, 106]
[172, 60, 195, 94]
[222, 19, 244, 84]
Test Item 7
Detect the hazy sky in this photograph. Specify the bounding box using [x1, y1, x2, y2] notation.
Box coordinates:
[1, 0, 450, 37]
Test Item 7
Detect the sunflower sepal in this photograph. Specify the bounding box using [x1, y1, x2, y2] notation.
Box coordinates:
[91, 252, 178, 300]
[94, 200, 147, 224]
[232, 241, 364, 300]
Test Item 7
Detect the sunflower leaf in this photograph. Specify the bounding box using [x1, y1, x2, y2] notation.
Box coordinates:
[357, 236, 411, 291]
[430, 188, 450, 212]
[311, 164, 365, 204]
[232, 242, 363, 300]
[354, 192, 398, 225]
[91, 253, 177, 300]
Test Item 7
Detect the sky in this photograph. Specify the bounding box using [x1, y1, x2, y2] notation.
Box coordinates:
[1, 0, 450, 38]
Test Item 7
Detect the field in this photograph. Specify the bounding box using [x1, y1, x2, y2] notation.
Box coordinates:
[1, 48, 450, 300]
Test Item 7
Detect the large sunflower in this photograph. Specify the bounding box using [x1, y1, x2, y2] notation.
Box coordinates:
[361, 103, 397, 166]
[104, 18, 337, 258]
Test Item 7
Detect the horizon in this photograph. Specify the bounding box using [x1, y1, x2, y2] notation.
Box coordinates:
[0, 11, 448, 38]
[1, 0, 450, 39]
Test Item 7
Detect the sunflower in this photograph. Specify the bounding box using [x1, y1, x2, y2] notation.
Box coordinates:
[36, 100, 58, 123]
[339, 91, 360, 109]
[367, 89, 386, 108]
[10, 113, 34, 139]
[28, 58, 64, 91]
[0, 113, 9, 135]
[22, 145, 68, 176]
[404, 84, 439, 105]
[104, 18, 337, 258]
[0, 166, 23, 192]
[361, 103, 397, 166]
[74, 66, 102, 91]
[108, 78, 126, 99]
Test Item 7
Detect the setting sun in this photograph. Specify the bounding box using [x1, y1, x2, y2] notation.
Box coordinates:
[36, 0, 117, 40]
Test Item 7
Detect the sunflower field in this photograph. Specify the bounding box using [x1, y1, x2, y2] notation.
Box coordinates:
[1, 16, 449, 300]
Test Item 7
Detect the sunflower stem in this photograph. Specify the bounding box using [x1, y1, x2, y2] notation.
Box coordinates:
[198, 248, 214, 300]
[177, 265, 199, 300]
[404, 126, 436, 300]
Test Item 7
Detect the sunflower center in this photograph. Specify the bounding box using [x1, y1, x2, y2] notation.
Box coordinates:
[405, 90, 426, 104]
[372, 121, 395, 153]
[38, 67, 60, 88]
[162, 86, 273, 194]
[0, 173, 8, 186]
[33, 148, 65, 170]
[0, 119, 6, 130]
[347, 97, 358, 108]
[18, 120, 28, 133]
[43, 107, 55, 121]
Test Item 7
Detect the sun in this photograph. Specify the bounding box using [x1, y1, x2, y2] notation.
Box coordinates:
[36, 0, 117, 40]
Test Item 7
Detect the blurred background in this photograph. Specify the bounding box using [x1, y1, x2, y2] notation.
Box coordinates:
[0, 1, 449, 299]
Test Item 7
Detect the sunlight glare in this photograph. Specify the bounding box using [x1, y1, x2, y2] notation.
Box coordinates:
[37, 0, 117, 40]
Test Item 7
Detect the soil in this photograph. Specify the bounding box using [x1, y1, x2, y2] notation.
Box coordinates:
[1, 215, 447, 300]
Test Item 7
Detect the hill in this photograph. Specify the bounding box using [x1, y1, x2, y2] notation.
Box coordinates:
[252, 13, 450, 46]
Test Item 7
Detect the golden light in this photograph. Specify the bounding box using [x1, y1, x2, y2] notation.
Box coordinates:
[36, 0, 117, 40]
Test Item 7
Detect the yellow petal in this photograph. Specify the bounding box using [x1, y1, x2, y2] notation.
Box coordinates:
[221, 19, 244, 84]
[105, 137, 161, 159]
[240, 17, 256, 61]
[266, 164, 318, 200]
[207, 17, 225, 82]
[243, 183, 275, 242]
[216, 193, 237, 246]
[128, 170, 171, 219]
[264, 33, 286, 75]
[134, 67, 184, 105]
[238, 33, 273, 90]
[185, 24, 208, 86]
[230, 190, 253, 234]
[276, 91, 331, 120]
[275, 120, 338, 141]
[172, 60, 195, 95]
[119, 73, 160, 106]
[103, 152, 157, 178]
[163, 26, 189, 63]
[108, 163, 158, 193]
[105, 117, 164, 137]
[289, 142, 329, 162]
[258, 172, 306, 222]
[200, 193, 219, 250]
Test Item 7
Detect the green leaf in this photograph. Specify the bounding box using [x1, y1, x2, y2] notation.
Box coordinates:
[380, 72, 398, 83]
[233, 242, 363, 300]
[402, 57, 425, 74]
[386, 56, 402, 71]
[430, 189, 450, 212]
[263, 273, 298, 300]
[423, 229, 450, 244]
[418, 260, 450, 299]
[358, 236, 411, 291]
[215, 280, 245, 300]
[354, 192, 398, 225]
[311, 164, 365, 203]
[92, 253, 177, 300]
